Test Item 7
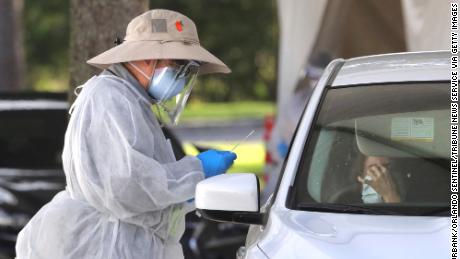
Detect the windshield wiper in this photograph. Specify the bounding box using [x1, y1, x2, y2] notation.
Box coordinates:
[297, 203, 396, 215]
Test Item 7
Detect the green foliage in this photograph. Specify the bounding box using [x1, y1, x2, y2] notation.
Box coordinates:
[24, 0, 69, 91]
[150, 0, 278, 101]
[23, 0, 278, 102]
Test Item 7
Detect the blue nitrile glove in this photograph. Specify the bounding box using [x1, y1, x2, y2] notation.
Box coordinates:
[197, 149, 237, 178]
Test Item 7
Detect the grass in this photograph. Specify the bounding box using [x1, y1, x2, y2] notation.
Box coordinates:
[181, 101, 275, 121]
[179, 101, 273, 187]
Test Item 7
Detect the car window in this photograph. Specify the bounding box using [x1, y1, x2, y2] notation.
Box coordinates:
[293, 82, 450, 215]
[0, 110, 67, 169]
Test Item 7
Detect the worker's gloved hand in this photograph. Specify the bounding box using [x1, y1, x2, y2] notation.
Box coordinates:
[197, 149, 237, 178]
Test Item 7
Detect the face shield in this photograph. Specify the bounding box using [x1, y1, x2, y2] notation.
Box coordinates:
[152, 60, 200, 126]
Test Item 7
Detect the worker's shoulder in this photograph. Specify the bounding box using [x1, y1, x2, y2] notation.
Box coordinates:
[79, 76, 137, 111]
[89, 75, 136, 100]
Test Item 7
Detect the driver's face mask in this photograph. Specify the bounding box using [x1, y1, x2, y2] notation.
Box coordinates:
[361, 184, 383, 204]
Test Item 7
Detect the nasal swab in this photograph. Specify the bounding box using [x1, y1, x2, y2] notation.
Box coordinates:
[230, 130, 255, 152]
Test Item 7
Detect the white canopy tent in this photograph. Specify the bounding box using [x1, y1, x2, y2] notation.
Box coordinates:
[264, 0, 454, 200]
[276, 0, 453, 109]
[276, 0, 327, 110]
[401, 0, 452, 51]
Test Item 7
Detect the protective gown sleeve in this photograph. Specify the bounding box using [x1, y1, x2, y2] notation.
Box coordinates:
[74, 81, 204, 220]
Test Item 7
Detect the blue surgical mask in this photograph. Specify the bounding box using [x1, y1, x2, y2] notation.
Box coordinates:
[361, 184, 383, 204]
[149, 68, 185, 101]
[129, 62, 186, 101]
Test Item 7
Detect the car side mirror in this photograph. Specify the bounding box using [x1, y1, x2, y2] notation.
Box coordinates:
[195, 173, 264, 225]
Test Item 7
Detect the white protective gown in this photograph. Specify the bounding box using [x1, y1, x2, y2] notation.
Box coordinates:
[15, 64, 204, 259]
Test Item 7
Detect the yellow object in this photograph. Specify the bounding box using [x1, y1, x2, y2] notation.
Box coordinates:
[184, 141, 266, 187]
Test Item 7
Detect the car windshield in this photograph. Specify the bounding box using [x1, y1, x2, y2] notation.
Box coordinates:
[293, 82, 450, 216]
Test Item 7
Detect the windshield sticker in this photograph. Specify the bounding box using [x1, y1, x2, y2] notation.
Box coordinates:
[391, 117, 434, 142]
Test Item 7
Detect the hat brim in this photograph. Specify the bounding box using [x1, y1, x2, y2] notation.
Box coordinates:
[87, 41, 231, 75]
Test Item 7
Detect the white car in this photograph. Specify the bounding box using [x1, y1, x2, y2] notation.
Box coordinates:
[195, 51, 452, 258]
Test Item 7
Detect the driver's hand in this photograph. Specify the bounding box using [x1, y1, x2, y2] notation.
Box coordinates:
[357, 164, 401, 203]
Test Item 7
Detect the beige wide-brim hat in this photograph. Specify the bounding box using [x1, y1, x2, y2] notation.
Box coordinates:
[87, 9, 231, 75]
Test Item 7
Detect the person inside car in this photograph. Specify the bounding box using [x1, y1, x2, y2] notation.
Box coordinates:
[357, 156, 402, 203]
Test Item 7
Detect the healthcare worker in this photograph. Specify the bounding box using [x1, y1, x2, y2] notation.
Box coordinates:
[16, 9, 236, 259]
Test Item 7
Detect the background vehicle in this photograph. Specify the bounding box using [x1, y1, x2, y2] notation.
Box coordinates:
[196, 51, 452, 258]
[0, 92, 244, 259]
[0, 93, 68, 258]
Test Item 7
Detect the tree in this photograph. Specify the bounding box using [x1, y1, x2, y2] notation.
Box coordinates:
[0, 0, 25, 91]
[150, 0, 278, 102]
[69, 0, 148, 100]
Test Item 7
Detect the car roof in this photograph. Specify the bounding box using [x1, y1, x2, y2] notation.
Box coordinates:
[331, 51, 451, 87]
[0, 92, 68, 111]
